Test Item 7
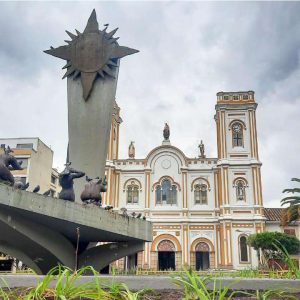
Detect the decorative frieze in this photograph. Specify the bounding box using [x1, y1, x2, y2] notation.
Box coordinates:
[232, 223, 254, 228]
[153, 225, 181, 230]
[189, 225, 214, 230]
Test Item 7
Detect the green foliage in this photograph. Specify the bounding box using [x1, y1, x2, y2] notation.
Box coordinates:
[247, 231, 300, 254]
[173, 269, 241, 300]
[254, 289, 297, 300]
[281, 177, 300, 224]
[273, 242, 300, 279]
[0, 266, 299, 299]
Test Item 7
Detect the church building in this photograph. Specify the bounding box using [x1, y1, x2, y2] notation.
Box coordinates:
[104, 90, 265, 271]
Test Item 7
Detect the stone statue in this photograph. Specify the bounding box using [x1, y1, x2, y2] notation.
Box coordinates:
[0, 146, 23, 186]
[58, 162, 85, 202]
[163, 123, 170, 141]
[128, 141, 135, 159]
[198, 140, 206, 158]
[81, 176, 107, 206]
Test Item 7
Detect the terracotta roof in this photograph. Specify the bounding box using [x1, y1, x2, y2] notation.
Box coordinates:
[264, 208, 283, 222]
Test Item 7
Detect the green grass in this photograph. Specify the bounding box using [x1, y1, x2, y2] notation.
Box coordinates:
[173, 269, 298, 300]
[173, 269, 242, 300]
[0, 265, 299, 299]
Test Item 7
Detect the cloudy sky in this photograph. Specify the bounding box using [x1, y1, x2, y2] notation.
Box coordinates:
[0, 1, 299, 208]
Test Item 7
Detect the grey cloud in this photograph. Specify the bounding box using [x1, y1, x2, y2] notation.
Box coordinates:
[0, 2, 300, 208]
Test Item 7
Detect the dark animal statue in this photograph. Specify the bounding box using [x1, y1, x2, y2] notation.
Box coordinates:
[43, 189, 51, 196]
[81, 176, 107, 206]
[0, 146, 23, 185]
[58, 162, 85, 202]
[32, 185, 40, 193]
[14, 181, 29, 190]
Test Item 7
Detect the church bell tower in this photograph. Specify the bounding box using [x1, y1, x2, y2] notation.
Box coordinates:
[214, 91, 264, 269]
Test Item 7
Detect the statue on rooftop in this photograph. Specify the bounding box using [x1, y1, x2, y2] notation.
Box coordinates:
[58, 162, 85, 202]
[163, 123, 170, 141]
[81, 176, 107, 206]
[0, 145, 23, 186]
[198, 140, 206, 158]
[128, 141, 135, 159]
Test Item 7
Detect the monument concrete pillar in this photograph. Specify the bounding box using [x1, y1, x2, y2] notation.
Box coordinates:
[67, 73, 118, 200]
[45, 9, 138, 201]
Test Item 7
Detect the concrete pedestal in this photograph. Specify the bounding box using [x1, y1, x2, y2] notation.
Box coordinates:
[67, 74, 118, 201]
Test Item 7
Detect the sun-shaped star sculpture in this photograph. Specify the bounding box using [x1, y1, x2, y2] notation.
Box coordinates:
[44, 9, 139, 101]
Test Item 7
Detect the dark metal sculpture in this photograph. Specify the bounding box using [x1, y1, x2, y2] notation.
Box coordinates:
[0, 145, 23, 186]
[104, 205, 113, 211]
[43, 189, 51, 196]
[14, 181, 29, 190]
[44, 9, 139, 101]
[32, 185, 40, 193]
[198, 140, 206, 158]
[80, 176, 107, 206]
[163, 123, 170, 141]
[58, 162, 85, 202]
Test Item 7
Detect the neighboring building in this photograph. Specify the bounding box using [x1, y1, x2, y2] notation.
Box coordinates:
[264, 207, 300, 267]
[0, 138, 60, 196]
[104, 91, 269, 271]
[264, 208, 300, 238]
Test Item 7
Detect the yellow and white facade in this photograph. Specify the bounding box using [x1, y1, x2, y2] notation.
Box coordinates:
[105, 91, 265, 270]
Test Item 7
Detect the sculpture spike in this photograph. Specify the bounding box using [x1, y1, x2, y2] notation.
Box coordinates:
[84, 9, 99, 33]
[107, 60, 118, 67]
[109, 37, 120, 44]
[44, 45, 71, 61]
[110, 46, 139, 59]
[66, 30, 77, 40]
[64, 40, 72, 45]
[62, 66, 76, 79]
[107, 28, 118, 38]
[81, 72, 97, 100]
[98, 70, 105, 77]
[62, 61, 72, 69]
[75, 29, 81, 35]
[103, 24, 109, 32]
[103, 65, 116, 78]
[73, 69, 80, 78]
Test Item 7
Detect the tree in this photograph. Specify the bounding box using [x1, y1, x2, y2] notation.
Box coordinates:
[247, 232, 300, 261]
[281, 178, 300, 224]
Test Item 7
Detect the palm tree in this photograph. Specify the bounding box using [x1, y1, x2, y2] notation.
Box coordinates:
[281, 178, 300, 224]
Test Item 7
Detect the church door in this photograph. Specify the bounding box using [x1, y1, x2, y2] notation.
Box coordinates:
[158, 251, 175, 270]
[196, 252, 210, 270]
[157, 240, 176, 271]
[195, 242, 210, 270]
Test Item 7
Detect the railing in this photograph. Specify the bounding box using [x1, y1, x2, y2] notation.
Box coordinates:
[115, 268, 293, 279]
[0, 269, 34, 275]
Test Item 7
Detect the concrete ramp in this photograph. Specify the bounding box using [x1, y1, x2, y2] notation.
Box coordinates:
[0, 184, 152, 274]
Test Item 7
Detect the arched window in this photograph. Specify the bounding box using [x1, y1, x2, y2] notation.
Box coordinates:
[127, 185, 139, 204]
[239, 235, 249, 262]
[157, 240, 176, 252]
[155, 179, 177, 205]
[236, 180, 246, 201]
[194, 184, 208, 205]
[232, 122, 243, 147]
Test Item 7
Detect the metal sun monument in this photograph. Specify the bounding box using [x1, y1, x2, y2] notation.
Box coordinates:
[45, 9, 138, 100]
[45, 9, 139, 200]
